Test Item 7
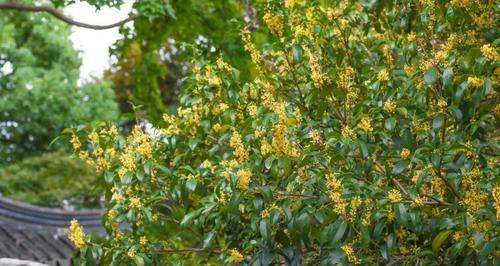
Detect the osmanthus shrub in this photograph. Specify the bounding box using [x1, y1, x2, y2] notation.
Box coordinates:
[68, 0, 499, 265]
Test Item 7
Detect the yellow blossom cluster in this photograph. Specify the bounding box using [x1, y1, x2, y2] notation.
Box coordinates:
[358, 117, 373, 133]
[326, 173, 347, 217]
[67, 219, 86, 249]
[341, 125, 356, 140]
[400, 148, 411, 160]
[230, 131, 249, 162]
[378, 69, 389, 82]
[271, 123, 299, 158]
[467, 76, 484, 88]
[236, 169, 252, 190]
[388, 189, 403, 203]
[480, 44, 498, 61]
[384, 100, 396, 114]
[263, 13, 284, 37]
[341, 244, 360, 264]
[493, 185, 500, 220]
[229, 249, 244, 263]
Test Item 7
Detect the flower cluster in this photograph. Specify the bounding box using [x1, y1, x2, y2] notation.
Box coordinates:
[67, 219, 86, 249]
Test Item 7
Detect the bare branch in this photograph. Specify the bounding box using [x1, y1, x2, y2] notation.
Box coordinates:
[0, 2, 137, 30]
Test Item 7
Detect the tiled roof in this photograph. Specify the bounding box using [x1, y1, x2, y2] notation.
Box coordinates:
[0, 196, 103, 266]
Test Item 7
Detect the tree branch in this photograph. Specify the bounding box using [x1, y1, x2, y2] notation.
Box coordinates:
[0, 2, 137, 30]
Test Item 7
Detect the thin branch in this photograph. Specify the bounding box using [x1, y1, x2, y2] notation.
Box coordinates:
[0, 2, 137, 30]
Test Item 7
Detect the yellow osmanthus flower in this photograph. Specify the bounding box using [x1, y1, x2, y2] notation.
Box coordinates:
[388, 189, 403, 203]
[70, 135, 81, 150]
[341, 244, 360, 264]
[263, 13, 284, 37]
[378, 69, 389, 82]
[326, 174, 347, 216]
[437, 99, 448, 110]
[400, 148, 411, 160]
[338, 67, 354, 90]
[88, 130, 99, 144]
[359, 117, 373, 133]
[120, 146, 136, 173]
[461, 184, 487, 214]
[493, 185, 500, 220]
[309, 53, 324, 88]
[78, 150, 92, 166]
[404, 64, 415, 75]
[236, 169, 252, 190]
[139, 236, 147, 245]
[386, 209, 396, 222]
[467, 76, 484, 88]
[293, 24, 313, 39]
[271, 124, 299, 158]
[285, 0, 305, 9]
[242, 30, 262, 67]
[229, 249, 244, 263]
[247, 104, 257, 117]
[309, 129, 323, 145]
[127, 250, 136, 259]
[384, 99, 396, 114]
[216, 57, 232, 72]
[95, 156, 111, 171]
[260, 139, 272, 155]
[208, 75, 223, 87]
[130, 197, 143, 209]
[67, 219, 86, 249]
[480, 44, 498, 61]
[107, 209, 117, 219]
[345, 91, 358, 106]
[230, 131, 249, 162]
[341, 125, 357, 140]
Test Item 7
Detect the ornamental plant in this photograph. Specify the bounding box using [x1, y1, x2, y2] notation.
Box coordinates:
[69, 1, 499, 265]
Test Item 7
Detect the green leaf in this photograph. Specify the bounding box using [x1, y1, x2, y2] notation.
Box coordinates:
[104, 171, 114, 183]
[260, 219, 269, 239]
[449, 106, 462, 123]
[136, 170, 145, 181]
[392, 160, 409, 175]
[333, 221, 347, 243]
[384, 117, 396, 132]
[188, 138, 198, 150]
[133, 255, 145, 266]
[264, 156, 275, 170]
[186, 179, 197, 191]
[432, 114, 445, 130]
[144, 161, 153, 174]
[293, 44, 303, 64]
[180, 210, 200, 227]
[164, 0, 177, 19]
[203, 231, 215, 248]
[432, 230, 452, 253]
[424, 68, 438, 85]
[361, 226, 370, 248]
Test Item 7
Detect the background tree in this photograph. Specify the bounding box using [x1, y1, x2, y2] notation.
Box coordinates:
[0, 8, 119, 209]
[104, 0, 255, 122]
[0, 10, 119, 162]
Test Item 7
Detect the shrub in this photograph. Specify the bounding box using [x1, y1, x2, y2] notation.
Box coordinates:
[0, 151, 102, 209]
[70, 1, 498, 265]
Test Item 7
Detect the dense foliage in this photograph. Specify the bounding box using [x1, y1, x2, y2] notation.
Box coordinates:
[69, 0, 499, 265]
[0, 151, 102, 208]
[101, 0, 252, 122]
[0, 11, 119, 162]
